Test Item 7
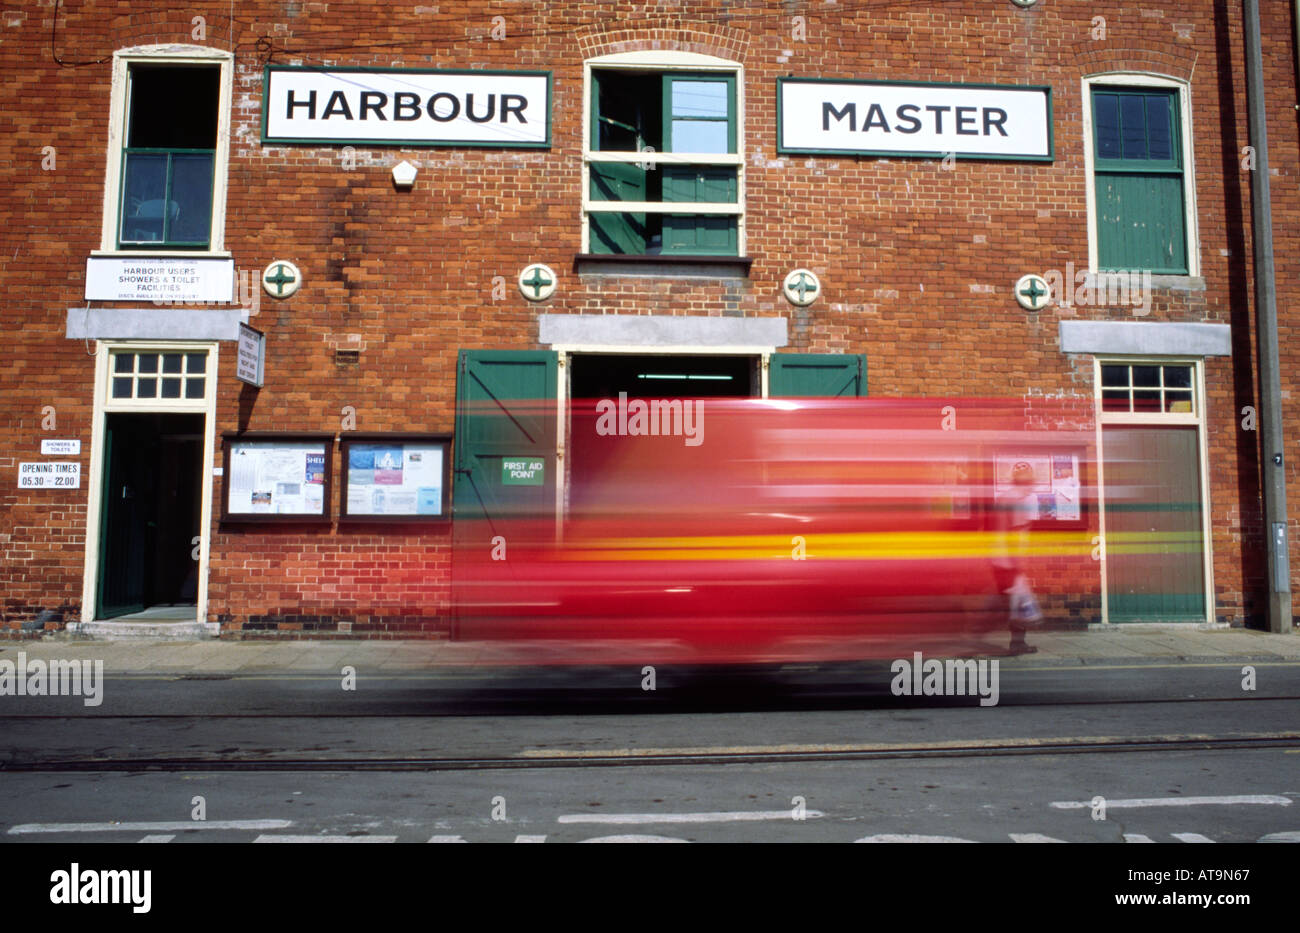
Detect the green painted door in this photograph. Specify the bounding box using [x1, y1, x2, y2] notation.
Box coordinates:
[453, 350, 558, 520]
[451, 350, 558, 635]
[769, 354, 867, 397]
[1102, 425, 1206, 621]
[96, 416, 149, 618]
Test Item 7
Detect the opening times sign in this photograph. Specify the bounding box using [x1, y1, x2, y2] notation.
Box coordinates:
[778, 78, 1052, 160]
[18, 462, 80, 489]
[262, 66, 552, 147]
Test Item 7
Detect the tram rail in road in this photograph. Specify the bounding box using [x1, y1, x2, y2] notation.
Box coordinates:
[2, 730, 1297, 772]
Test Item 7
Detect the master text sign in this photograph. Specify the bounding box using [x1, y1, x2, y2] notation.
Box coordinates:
[778, 78, 1052, 160]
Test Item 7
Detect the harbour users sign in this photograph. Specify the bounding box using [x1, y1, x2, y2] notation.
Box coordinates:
[262, 66, 551, 148]
[84, 256, 235, 302]
[777, 78, 1052, 161]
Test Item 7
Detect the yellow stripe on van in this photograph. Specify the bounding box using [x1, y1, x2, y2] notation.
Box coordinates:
[557, 530, 1101, 561]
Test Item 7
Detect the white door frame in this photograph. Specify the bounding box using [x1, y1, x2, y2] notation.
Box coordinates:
[1092, 356, 1216, 626]
[79, 340, 220, 629]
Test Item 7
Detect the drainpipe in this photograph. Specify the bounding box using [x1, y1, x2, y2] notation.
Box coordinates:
[1243, 0, 1292, 633]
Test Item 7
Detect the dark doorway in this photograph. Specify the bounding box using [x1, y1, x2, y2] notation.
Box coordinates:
[97, 413, 204, 619]
[569, 353, 757, 401]
[568, 354, 756, 513]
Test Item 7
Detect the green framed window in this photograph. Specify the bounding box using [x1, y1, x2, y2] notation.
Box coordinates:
[117, 65, 220, 249]
[587, 70, 740, 256]
[1091, 86, 1188, 274]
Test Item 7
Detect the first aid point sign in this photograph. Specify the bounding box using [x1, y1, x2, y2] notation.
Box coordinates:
[502, 459, 544, 485]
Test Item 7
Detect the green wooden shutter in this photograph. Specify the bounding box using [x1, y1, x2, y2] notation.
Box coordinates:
[453, 350, 558, 521]
[1095, 173, 1187, 273]
[451, 349, 558, 637]
[769, 354, 867, 397]
[589, 160, 649, 255]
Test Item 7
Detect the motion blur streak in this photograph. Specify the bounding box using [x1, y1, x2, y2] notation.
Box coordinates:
[452, 398, 1103, 665]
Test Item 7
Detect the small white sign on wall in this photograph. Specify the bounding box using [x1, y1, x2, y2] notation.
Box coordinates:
[41, 439, 81, 456]
[237, 323, 266, 388]
[19, 462, 81, 489]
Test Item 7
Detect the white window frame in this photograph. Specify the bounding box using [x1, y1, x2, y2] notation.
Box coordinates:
[1081, 72, 1199, 278]
[1092, 357, 1215, 625]
[81, 340, 221, 627]
[95, 45, 234, 257]
[581, 51, 745, 255]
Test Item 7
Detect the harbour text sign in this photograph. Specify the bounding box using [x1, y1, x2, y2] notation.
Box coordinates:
[263, 67, 551, 148]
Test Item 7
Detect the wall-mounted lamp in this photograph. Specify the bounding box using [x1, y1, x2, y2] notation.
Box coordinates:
[392, 160, 418, 189]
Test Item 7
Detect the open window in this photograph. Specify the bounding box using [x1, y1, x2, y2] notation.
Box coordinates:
[584, 54, 742, 257]
[99, 47, 232, 254]
[118, 65, 219, 248]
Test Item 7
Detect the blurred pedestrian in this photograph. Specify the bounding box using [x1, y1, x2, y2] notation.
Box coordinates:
[994, 461, 1044, 654]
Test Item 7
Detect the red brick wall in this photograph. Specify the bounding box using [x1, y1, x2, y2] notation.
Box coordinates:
[2, 1, 1296, 634]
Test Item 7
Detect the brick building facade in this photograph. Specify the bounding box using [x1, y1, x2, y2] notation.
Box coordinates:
[1, 0, 1296, 637]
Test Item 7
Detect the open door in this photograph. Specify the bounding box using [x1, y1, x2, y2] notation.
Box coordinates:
[770, 353, 867, 397]
[96, 417, 147, 618]
[96, 413, 203, 619]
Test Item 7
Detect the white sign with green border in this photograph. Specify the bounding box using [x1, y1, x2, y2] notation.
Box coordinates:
[778, 78, 1052, 161]
[263, 66, 552, 148]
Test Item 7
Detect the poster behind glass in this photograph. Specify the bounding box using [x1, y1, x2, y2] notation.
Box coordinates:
[226, 440, 329, 517]
[344, 440, 446, 518]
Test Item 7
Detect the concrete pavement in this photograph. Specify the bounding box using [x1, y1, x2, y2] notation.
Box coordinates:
[1, 626, 1297, 675]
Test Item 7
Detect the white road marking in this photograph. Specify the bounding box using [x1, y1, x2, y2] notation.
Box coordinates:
[1050, 795, 1290, 810]
[1123, 834, 1155, 843]
[138, 835, 175, 843]
[578, 835, 688, 843]
[1172, 833, 1215, 843]
[514, 835, 547, 843]
[427, 834, 467, 843]
[8, 819, 292, 834]
[557, 809, 821, 825]
[1258, 831, 1300, 842]
[521, 730, 1300, 760]
[252, 842, 395, 847]
[852, 842, 977, 847]
[1009, 833, 1066, 842]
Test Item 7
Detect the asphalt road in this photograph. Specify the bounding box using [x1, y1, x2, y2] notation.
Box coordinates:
[1, 660, 1297, 844]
